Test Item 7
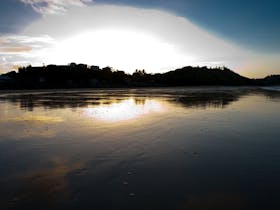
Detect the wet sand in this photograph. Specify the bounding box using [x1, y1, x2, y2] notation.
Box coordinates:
[0, 87, 279, 210]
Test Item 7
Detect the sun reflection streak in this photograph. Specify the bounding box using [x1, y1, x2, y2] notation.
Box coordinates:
[84, 98, 165, 122]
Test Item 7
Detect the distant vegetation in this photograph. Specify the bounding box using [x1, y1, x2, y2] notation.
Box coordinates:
[0, 63, 279, 89]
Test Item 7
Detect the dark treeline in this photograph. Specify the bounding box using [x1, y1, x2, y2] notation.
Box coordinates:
[0, 63, 279, 89]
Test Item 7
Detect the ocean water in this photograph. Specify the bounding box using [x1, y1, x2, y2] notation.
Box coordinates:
[261, 86, 280, 92]
[0, 87, 279, 210]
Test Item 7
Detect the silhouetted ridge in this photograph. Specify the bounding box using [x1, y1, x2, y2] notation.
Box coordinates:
[0, 63, 279, 89]
[261, 75, 280, 85]
[157, 66, 250, 86]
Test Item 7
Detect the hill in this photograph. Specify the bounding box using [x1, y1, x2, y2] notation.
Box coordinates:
[0, 63, 278, 89]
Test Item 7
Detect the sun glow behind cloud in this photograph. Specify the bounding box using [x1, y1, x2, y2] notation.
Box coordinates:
[46, 29, 196, 72]
[1, 3, 279, 77]
[20, 5, 251, 73]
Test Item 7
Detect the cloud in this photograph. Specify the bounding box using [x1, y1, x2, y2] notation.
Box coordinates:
[19, 0, 93, 15]
[0, 35, 55, 73]
[22, 5, 251, 73]
[0, 37, 30, 54]
[2, 4, 280, 77]
[0, 35, 54, 54]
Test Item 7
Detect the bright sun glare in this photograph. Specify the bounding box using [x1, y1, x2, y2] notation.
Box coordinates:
[85, 98, 165, 122]
[46, 29, 195, 73]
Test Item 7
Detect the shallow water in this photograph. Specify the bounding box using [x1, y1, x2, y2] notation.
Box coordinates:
[0, 87, 279, 210]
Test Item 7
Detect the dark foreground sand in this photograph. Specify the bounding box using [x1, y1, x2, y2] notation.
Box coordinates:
[0, 87, 279, 210]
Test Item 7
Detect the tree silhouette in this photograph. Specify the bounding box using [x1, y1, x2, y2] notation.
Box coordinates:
[0, 63, 279, 89]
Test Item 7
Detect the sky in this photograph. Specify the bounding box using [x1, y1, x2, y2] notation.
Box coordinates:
[0, 0, 279, 78]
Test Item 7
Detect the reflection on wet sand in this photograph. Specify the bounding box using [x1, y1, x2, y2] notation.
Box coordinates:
[0, 87, 280, 210]
[85, 98, 165, 122]
[5, 159, 84, 210]
[0, 88, 260, 111]
[3, 116, 64, 123]
[261, 89, 280, 102]
[0, 114, 63, 139]
[173, 92, 241, 109]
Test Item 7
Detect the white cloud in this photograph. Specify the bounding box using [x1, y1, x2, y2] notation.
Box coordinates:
[22, 5, 252, 74]
[1, 4, 279, 77]
[0, 35, 56, 73]
[20, 0, 93, 15]
[0, 35, 55, 54]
